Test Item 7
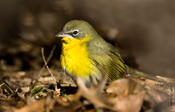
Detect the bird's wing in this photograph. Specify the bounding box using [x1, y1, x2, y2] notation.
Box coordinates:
[88, 40, 127, 81]
[107, 49, 127, 80]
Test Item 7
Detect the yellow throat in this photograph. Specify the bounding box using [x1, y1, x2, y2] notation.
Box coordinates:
[60, 35, 98, 78]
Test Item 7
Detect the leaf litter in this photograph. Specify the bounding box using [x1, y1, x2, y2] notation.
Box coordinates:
[0, 48, 175, 112]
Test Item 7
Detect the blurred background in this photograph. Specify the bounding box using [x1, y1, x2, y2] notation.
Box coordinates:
[0, 0, 175, 77]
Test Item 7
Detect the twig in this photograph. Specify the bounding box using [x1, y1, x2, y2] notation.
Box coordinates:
[41, 47, 57, 85]
[0, 83, 5, 87]
[3, 81, 15, 94]
[38, 45, 56, 76]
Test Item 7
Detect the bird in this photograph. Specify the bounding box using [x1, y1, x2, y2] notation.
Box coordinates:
[56, 20, 127, 85]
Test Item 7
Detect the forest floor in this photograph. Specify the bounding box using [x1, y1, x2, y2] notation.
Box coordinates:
[0, 46, 175, 112]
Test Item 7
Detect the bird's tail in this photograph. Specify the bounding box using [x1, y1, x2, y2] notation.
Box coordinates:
[126, 66, 158, 81]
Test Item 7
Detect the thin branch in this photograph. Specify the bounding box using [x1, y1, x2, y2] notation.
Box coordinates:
[41, 47, 57, 85]
[38, 45, 56, 76]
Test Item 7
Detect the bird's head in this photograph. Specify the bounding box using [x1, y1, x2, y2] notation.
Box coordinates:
[56, 20, 98, 41]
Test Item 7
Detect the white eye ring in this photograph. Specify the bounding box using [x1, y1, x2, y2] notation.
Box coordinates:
[68, 29, 80, 37]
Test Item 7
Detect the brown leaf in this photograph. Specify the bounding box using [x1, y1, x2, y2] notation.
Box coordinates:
[106, 78, 143, 97]
[14, 97, 55, 112]
[113, 91, 145, 112]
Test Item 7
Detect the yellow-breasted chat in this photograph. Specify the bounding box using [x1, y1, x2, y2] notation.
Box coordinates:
[56, 20, 127, 85]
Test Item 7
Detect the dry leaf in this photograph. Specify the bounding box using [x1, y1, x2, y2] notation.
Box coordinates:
[113, 91, 145, 112]
[14, 97, 55, 112]
[106, 78, 143, 97]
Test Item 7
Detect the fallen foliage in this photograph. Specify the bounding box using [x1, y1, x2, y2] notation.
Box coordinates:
[0, 68, 174, 112]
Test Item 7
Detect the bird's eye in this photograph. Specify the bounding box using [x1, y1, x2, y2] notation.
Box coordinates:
[72, 30, 79, 36]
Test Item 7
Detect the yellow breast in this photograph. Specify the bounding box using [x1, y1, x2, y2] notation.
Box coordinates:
[60, 35, 97, 78]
